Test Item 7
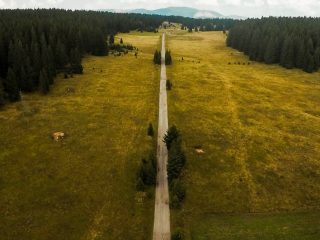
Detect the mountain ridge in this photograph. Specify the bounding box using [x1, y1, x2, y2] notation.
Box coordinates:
[103, 7, 244, 19]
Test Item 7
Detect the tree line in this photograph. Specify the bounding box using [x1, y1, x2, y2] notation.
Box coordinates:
[227, 17, 320, 73]
[163, 126, 186, 209]
[153, 50, 172, 65]
[0, 9, 236, 107]
[0, 9, 163, 105]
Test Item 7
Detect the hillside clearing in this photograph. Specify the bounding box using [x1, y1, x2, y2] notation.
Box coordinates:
[167, 30, 320, 239]
[0, 32, 160, 240]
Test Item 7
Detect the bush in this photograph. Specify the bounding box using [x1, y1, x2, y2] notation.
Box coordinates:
[136, 153, 157, 189]
[172, 229, 184, 240]
[170, 179, 186, 209]
[147, 123, 154, 137]
[170, 179, 186, 202]
[136, 177, 145, 191]
[71, 64, 83, 74]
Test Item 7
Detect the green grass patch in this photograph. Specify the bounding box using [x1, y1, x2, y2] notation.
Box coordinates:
[167, 31, 320, 239]
[191, 212, 320, 240]
[0, 32, 160, 240]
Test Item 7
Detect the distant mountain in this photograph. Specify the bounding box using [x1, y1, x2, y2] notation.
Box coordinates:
[103, 7, 244, 20]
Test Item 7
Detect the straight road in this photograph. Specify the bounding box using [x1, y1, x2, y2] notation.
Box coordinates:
[152, 33, 171, 240]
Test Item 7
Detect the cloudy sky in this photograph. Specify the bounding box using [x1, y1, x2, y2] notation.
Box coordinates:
[0, 0, 320, 17]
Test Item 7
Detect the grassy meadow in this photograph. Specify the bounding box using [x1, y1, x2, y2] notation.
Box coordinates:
[166, 30, 320, 239]
[0, 32, 161, 240]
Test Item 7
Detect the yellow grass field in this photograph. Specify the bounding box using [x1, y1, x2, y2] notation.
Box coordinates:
[166, 30, 320, 239]
[0, 32, 161, 240]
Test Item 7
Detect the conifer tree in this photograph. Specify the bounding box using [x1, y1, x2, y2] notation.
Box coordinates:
[314, 47, 320, 71]
[109, 34, 115, 45]
[5, 68, 20, 102]
[294, 39, 305, 69]
[167, 140, 186, 182]
[70, 48, 83, 74]
[280, 36, 294, 69]
[39, 69, 50, 94]
[153, 50, 161, 65]
[20, 66, 28, 91]
[0, 78, 5, 106]
[56, 40, 68, 68]
[163, 125, 180, 150]
[304, 53, 315, 73]
[0, 36, 7, 78]
[165, 50, 172, 65]
[264, 37, 280, 64]
[24, 57, 34, 92]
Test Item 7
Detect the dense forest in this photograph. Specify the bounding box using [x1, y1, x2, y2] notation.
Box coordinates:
[0, 9, 235, 106]
[227, 17, 320, 73]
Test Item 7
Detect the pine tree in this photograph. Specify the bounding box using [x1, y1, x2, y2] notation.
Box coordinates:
[264, 37, 280, 64]
[20, 66, 28, 91]
[165, 50, 172, 65]
[0, 36, 7, 78]
[294, 38, 305, 69]
[56, 40, 68, 68]
[120, 38, 123, 44]
[93, 34, 108, 56]
[31, 40, 41, 82]
[167, 140, 186, 182]
[5, 68, 20, 102]
[314, 47, 320, 71]
[70, 48, 83, 74]
[0, 78, 5, 106]
[39, 68, 50, 94]
[47, 45, 56, 82]
[153, 50, 161, 65]
[248, 29, 261, 60]
[304, 53, 315, 73]
[280, 36, 294, 69]
[163, 125, 180, 150]
[109, 34, 115, 45]
[24, 57, 35, 92]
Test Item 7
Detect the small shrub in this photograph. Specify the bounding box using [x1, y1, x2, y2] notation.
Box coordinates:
[71, 64, 83, 74]
[136, 177, 145, 191]
[170, 179, 186, 208]
[170, 179, 186, 202]
[170, 194, 180, 209]
[147, 123, 154, 137]
[136, 153, 157, 189]
[172, 229, 184, 240]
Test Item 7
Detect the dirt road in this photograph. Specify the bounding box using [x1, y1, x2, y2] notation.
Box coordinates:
[152, 33, 171, 240]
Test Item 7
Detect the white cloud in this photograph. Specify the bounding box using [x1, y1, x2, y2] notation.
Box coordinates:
[0, 0, 320, 17]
